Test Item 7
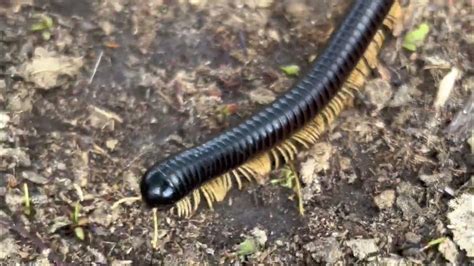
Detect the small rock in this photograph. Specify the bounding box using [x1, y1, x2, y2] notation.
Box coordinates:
[123, 171, 139, 192]
[308, 142, 332, 172]
[370, 256, 409, 266]
[251, 227, 267, 246]
[0, 235, 19, 260]
[249, 88, 276, 104]
[7, 88, 33, 113]
[419, 173, 439, 186]
[0, 131, 9, 142]
[447, 193, 474, 257]
[300, 158, 318, 185]
[0, 147, 31, 167]
[404, 232, 421, 244]
[346, 239, 379, 260]
[438, 238, 459, 264]
[21, 171, 49, 184]
[56, 162, 66, 171]
[304, 237, 343, 263]
[5, 191, 24, 212]
[285, 0, 309, 18]
[363, 78, 393, 113]
[111, 260, 133, 266]
[0, 112, 10, 129]
[396, 194, 422, 219]
[189, 0, 207, 7]
[89, 201, 120, 228]
[374, 189, 396, 210]
[105, 139, 119, 151]
[396, 181, 420, 197]
[98, 20, 115, 35]
[389, 84, 421, 107]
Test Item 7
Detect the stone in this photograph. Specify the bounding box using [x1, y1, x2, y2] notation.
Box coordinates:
[396, 195, 422, 219]
[21, 171, 49, 184]
[438, 238, 460, 264]
[374, 190, 396, 210]
[304, 237, 343, 264]
[346, 238, 379, 260]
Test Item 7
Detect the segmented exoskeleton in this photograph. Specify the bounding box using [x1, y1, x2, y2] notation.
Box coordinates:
[140, 0, 402, 217]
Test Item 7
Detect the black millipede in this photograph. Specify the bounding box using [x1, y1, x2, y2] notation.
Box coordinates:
[140, 0, 403, 217]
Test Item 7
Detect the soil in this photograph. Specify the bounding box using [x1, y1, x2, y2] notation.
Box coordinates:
[1, 0, 473, 265]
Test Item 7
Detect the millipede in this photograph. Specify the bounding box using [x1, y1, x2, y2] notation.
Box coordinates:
[140, 0, 403, 218]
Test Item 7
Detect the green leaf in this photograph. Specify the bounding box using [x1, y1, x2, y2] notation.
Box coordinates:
[30, 22, 47, 32]
[403, 22, 430, 52]
[23, 183, 32, 216]
[280, 65, 300, 76]
[426, 237, 447, 247]
[41, 31, 51, 40]
[237, 238, 257, 256]
[44, 15, 53, 29]
[30, 14, 54, 32]
[74, 227, 85, 240]
[72, 202, 81, 224]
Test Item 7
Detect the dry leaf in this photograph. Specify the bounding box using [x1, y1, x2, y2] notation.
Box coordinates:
[434, 67, 460, 109]
[19, 47, 83, 90]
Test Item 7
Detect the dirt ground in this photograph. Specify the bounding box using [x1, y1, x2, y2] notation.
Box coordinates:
[1, 0, 473, 265]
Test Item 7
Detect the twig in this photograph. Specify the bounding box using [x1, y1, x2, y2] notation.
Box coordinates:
[111, 196, 142, 210]
[89, 51, 104, 84]
[151, 208, 159, 250]
[23, 183, 31, 216]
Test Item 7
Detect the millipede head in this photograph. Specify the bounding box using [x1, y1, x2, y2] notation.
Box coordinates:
[140, 167, 180, 208]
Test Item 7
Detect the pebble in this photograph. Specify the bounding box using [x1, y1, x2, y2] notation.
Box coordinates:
[404, 232, 421, 244]
[249, 88, 276, 104]
[0, 236, 19, 260]
[346, 238, 379, 260]
[396, 194, 422, 219]
[5, 188, 24, 208]
[0, 112, 10, 129]
[304, 237, 343, 263]
[0, 147, 31, 167]
[21, 171, 49, 185]
[363, 78, 393, 113]
[438, 238, 459, 264]
[0, 131, 8, 142]
[373, 189, 396, 210]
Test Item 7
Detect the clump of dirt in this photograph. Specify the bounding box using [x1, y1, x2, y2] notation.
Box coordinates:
[0, 0, 472, 264]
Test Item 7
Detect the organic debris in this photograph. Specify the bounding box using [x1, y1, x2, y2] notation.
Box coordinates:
[434, 67, 460, 109]
[19, 47, 83, 90]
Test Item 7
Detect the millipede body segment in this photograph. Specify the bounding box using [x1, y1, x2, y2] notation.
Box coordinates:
[141, 0, 402, 217]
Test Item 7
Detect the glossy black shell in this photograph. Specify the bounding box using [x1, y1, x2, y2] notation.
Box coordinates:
[141, 0, 395, 208]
